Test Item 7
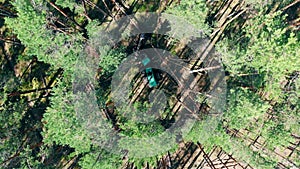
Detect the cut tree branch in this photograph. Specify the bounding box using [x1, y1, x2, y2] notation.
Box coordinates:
[190, 65, 222, 73]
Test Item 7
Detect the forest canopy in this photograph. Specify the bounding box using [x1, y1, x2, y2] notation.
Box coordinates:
[0, 0, 299, 169]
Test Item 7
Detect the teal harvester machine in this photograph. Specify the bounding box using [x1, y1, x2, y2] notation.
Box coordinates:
[141, 57, 158, 88]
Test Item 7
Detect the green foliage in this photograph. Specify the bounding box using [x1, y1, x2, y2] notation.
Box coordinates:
[165, 0, 211, 34]
[214, 127, 278, 169]
[2, 0, 299, 168]
[0, 99, 25, 131]
[219, 11, 300, 101]
[281, 93, 300, 136]
[261, 119, 295, 150]
[117, 102, 165, 138]
[98, 48, 127, 76]
[118, 134, 177, 168]
[0, 72, 26, 167]
[186, 121, 278, 169]
[79, 148, 122, 169]
[184, 117, 220, 152]
[85, 21, 128, 78]
[224, 87, 270, 130]
[85, 20, 102, 39]
[55, 0, 84, 14]
[119, 120, 164, 138]
[244, 0, 296, 10]
[216, 6, 299, 168]
[42, 77, 91, 154]
[115, 101, 177, 168]
[5, 0, 83, 73]
[127, 156, 157, 169]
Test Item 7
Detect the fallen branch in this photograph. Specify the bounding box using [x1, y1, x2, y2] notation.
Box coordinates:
[190, 65, 222, 73]
[280, 0, 300, 12]
[48, 1, 84, 31]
